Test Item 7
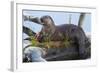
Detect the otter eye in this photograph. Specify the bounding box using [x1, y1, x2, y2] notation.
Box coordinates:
[42, 23, 46, 26]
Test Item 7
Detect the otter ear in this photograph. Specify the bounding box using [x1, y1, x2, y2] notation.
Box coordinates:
[23, 15, 44, 25]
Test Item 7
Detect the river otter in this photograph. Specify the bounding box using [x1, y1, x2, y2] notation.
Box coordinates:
[24, 15, 90, 60]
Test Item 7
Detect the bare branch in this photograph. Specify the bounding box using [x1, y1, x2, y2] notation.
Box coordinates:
[23, 15, 42, 24]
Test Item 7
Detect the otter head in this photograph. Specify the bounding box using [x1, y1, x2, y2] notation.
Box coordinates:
[40, 15, 56, 33]
[36, 16, 56, 43]
[40, 15, 55, 27]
